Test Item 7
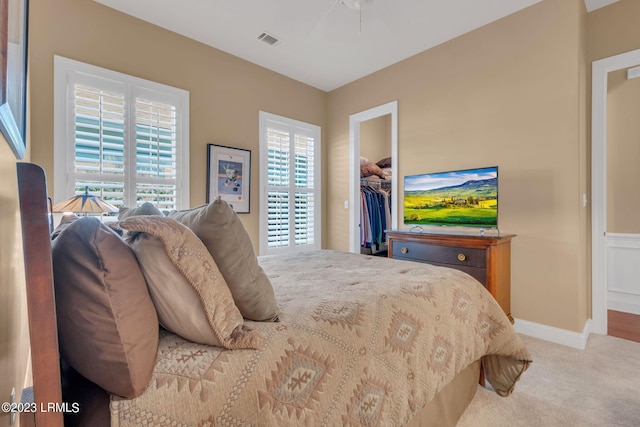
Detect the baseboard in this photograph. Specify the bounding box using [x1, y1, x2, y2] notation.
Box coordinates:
[607, 297, 640, 316]
[513, 317, 592, 350]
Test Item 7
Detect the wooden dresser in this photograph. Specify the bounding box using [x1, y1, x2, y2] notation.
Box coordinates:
[386, 230, 515, 322]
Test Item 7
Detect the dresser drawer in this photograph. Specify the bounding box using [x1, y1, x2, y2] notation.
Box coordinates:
[391, 241, 486, 268]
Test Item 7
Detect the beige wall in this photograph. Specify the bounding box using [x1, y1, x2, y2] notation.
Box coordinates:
[327, 0, 590, 332]
[587, 0, 640, 63]
[0, 137, 30, 424]
[360, 114, 391, 166]
[28, 0, 327, 249]
[606, 69, 640, 233]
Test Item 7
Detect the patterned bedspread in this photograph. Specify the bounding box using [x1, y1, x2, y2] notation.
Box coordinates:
[111, 250, 531, 426]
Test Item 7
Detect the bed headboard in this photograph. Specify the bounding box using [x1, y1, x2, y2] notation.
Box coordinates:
[17, 162, 64, 427]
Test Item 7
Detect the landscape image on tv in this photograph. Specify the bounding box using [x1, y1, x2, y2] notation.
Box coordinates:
[404, 166, 498, 227]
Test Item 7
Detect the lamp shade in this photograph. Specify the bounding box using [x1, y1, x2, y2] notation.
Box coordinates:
[52, 187, 118, 214]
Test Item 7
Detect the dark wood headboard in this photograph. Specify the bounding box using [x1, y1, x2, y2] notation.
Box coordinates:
[17, 163, 64, 427]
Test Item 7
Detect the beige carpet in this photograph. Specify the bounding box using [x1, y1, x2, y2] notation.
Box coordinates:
[457, 334, 640, 426]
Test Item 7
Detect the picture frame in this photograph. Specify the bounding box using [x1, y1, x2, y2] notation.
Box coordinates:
[0, 0, 28, 159]
[206, 144, 251, 213]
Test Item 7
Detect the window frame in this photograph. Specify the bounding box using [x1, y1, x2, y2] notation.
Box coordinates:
[259, 111, 321, 255]
[53, 55, 190, 210]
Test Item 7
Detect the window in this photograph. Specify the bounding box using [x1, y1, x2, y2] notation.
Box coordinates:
[53, 56, 189, 213]
[259, 112, 321, 255]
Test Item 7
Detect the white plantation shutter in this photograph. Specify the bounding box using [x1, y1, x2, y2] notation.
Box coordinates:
[260, 112, 321, 255]
[294, 133, 315, 245]
[72, 83, 127, 208]
[54, 56, 189, 213]
[266, 128, 290, 248]
[134, 97, 178, 210]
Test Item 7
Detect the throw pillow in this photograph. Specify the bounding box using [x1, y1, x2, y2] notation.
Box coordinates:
[167, 199, 280, 321]
[51, 217, 158, 398]
[120, 216, 263, 349]
[118, 202, 162, 220]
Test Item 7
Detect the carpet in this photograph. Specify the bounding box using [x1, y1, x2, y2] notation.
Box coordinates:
[457, 334, 640, 426]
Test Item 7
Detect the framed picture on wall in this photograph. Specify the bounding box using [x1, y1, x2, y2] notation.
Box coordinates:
[206, 144, 251, 213]
[0, 0, 29, 159]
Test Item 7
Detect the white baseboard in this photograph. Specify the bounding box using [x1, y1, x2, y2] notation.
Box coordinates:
[513, 317, 592, 350]
[608, 294, 640, 315]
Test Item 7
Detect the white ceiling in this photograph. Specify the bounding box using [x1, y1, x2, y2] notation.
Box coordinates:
[95, 0, 618, 92]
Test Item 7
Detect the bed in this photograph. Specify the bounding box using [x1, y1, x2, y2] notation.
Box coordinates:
[16, 162, 531, 427]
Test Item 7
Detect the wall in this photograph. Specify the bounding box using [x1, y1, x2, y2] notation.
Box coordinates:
[327, 0, 590, 332]
[606, 68, 640, 233]
[587, 0, 640, 63]
[360, 115, 391, 167]
[0, 136, 30, 425]
[27, 0, 327, 251]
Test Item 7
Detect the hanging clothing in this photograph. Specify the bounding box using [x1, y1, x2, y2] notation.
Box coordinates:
[360, 185, 391, 249]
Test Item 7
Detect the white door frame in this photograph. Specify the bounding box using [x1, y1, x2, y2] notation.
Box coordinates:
[349, 101, 398, 253]
[591, 48, 640, 334]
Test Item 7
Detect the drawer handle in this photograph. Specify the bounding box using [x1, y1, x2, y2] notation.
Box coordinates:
[457, 253, 467, 262]
[401, 247, 409, 254]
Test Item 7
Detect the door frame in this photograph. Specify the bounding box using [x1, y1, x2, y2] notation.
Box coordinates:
[591, 49, 640, 334]
[349, 101, 398, 253]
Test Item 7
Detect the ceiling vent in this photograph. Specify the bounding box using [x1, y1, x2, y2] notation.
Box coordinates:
[257, 32, 280, 47]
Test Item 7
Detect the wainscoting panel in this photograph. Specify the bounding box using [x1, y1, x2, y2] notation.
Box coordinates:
[606, 233, 640, 315]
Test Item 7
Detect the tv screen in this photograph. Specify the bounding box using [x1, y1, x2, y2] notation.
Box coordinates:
[403, 166, 498, 228]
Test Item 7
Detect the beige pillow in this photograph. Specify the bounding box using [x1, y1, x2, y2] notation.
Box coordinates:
[51, 217, 158, 398]
[118, 202, 162, 220]
[167, 199, 280, 321]
[120, 216, 263, 349]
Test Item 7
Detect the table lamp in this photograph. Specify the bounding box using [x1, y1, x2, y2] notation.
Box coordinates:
[52, 186, 118, 215]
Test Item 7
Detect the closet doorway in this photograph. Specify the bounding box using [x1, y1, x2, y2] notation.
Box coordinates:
[349, 101, 398, 254]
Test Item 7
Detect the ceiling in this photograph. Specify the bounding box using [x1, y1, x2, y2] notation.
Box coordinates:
[95, 0, 618, 92]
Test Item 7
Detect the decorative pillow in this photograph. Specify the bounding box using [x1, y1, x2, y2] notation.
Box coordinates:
[51, 217, 158, 399]
[167, 199, 280, 322]
[120, 216, 263, 349]
[118, 202, 162, 220]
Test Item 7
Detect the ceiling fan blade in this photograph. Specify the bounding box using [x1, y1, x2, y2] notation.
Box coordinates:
[310, 0, 343, 39]
[310, 0, 398, 40]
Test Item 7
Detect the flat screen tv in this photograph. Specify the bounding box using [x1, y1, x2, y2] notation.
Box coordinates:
[403, 166, 498, 228]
